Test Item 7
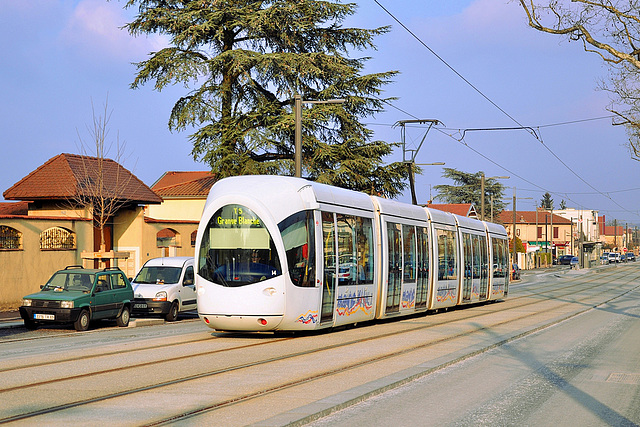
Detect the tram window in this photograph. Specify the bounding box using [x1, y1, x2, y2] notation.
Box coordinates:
[403, 225, 416, 282]
[197, 204, 281, 287]
[336, 215, 374, 286]
[437, 228, 457, 281]
[278, 211, 316, 288]
[480, 235, 488, 288]
[472, 235, 482, 279]
[356, 217, 374, 285]
[463, 232, 472, 280]
[492, 238, 508, 278]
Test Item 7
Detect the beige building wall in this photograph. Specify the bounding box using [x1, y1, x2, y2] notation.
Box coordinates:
[0, 218, 93, 308]
[506, 222, 573, 253]
[147, 199, 205, 222]
[113, 206, 199, 278]
[113, 208, 145, 279]
[1, 200, 203, 307]
[141, 222, 199, 262]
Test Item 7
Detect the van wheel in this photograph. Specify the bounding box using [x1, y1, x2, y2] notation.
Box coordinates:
[116, 306, 130, 327]
[74, 310, 90, 331]
[165, 301, 179, 322]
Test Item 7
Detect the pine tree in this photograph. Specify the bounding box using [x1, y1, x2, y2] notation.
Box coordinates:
[124, 0, 407, 197]
[540, 192, 554, 210]
[433, 168, 507, 218]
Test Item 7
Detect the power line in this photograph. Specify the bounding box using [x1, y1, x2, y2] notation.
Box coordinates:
[371, 1, 639, 219]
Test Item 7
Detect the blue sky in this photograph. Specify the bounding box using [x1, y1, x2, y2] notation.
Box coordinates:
[1, 0, 638, 224]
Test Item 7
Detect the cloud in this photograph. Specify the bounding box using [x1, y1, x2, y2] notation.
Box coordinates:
[59, 0, 168, 62]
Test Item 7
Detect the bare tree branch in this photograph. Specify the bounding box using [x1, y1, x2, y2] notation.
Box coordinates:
[518, 0, 640, 160]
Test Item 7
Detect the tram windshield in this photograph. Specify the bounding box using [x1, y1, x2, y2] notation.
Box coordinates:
[198, 204, 281, 287]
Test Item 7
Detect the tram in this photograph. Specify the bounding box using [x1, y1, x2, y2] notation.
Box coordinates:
[195, 175, 509, 332]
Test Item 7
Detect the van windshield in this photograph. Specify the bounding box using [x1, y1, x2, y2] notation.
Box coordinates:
[134, 267, 182, 284]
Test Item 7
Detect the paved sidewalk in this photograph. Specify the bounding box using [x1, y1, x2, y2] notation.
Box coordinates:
[0, 311, 22, 329]
[0, 310, 169, 329]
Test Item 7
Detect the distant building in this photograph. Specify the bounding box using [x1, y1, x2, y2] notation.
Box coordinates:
[497, 210, 572, 257]
[425, 203, 478, 219]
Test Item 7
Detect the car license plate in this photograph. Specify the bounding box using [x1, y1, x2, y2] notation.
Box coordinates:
[134, 303, 147, 309]
[34, 313, 54, 320]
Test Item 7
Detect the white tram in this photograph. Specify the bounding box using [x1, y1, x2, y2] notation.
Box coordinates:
[195, 176, 509, 332]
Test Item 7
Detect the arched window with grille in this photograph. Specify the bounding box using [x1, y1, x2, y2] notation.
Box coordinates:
[190, 230, 197, 247]
[0, 225, 22, 250]
[40, 227, 76, 250]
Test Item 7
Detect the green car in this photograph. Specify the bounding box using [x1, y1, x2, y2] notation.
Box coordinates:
[19, 265, 134, 331]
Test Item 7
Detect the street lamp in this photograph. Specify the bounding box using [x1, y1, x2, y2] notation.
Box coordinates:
[480, 173, 509, 221]
[294, 94, 345, 178]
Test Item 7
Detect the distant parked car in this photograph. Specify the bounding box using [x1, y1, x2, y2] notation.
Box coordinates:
[620, 253, 627, 262]
[19, 266, 133, 331]
[627, 252, 636, 262]
[608, 253, 618, 263]
[600, 255, 609, 265]
[570, 256, 579, 268]
[558, 255, 574, 265]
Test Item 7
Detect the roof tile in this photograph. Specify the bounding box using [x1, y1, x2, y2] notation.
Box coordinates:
[3, 153, 162, 204]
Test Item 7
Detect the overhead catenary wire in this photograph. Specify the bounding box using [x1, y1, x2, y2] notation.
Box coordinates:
[371, 1, 640, 220]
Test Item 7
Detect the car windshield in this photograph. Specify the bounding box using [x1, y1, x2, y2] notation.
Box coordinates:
[43, 271, 95, 292]
[134, 266, 182, 284]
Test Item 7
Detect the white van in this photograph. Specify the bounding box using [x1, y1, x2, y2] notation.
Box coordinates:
[131, 257, 196, 321]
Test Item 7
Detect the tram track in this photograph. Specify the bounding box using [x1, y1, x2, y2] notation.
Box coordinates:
[1, 265, 638, 424]
[0, 265, 626, 377]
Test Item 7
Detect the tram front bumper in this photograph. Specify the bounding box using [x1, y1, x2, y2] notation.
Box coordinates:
[199, 314, 283, 332]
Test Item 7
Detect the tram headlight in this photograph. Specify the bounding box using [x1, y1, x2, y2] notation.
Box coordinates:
[153, 291, 167, 301]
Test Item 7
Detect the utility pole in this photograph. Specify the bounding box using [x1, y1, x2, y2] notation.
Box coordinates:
[395, 119, 442, 205]
[512, 187, 516, 270]
[480, 172, 485, 221]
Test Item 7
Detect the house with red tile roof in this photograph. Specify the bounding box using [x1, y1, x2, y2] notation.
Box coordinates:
[497, 210, 573, 258]
[425, 203, 478, 219]
[0, 154, 166, 307]
[598, 215, 634, 250]
[138, 171, 217, 258]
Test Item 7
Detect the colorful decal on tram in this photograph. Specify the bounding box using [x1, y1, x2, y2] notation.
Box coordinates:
[336, 289, 374, 316]
[401, 288, 416, 309]
[297, 310, 319, 324]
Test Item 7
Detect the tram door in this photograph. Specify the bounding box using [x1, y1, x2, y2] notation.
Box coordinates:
[321, 212, 337, 324]
[462, 233, 473, 301]
[386, 223, 402, 314]
[415, 227, 430, 309]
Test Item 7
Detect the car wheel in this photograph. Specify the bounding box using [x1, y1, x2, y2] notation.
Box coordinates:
[116, 306, 130, 327]
[24, 319, 38, 330]
[74, 309, 90, 331]
[165, 301, 179, 322]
